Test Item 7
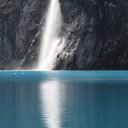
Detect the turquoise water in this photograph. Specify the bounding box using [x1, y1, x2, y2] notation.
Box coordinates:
[0, 71, 128, 128]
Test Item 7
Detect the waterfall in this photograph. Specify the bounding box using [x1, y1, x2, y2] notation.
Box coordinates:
[38, 0, 63, 70]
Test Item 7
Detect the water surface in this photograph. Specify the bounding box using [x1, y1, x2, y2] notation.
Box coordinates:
[0, 71, 128, 128]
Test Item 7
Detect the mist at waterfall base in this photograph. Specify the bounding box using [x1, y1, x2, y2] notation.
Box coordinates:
[38, 0, 63, 70]
[0, 71, 128, 128]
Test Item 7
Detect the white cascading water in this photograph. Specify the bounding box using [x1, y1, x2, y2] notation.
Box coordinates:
[38, 0, 63, 70]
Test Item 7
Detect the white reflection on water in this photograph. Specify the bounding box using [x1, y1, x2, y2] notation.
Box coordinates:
[39, 80, 64, 128]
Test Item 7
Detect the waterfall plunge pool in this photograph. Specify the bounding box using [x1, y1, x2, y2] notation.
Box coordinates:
[0, 70, 128, 81]
[0, 71, 128, 128]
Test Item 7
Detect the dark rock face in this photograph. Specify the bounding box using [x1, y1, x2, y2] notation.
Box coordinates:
[0, 0, 128, 69]
[0, 0, 47, 69]
[56, 0, 128, 69]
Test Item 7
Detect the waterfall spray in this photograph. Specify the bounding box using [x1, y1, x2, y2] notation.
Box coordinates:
[38, 0, 63, 70]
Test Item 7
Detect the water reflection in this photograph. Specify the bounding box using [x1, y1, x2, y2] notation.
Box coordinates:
[1, 73, 128, 128]
[0, 81, 42, 128]
[39, 80, 64, 128]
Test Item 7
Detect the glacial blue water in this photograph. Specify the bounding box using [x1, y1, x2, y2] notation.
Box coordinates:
[0, 71, 128, 128]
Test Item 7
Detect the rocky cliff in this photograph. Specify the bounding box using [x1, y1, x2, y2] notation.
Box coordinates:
[0, 0, 47, 69]
[0, 0, 128, 69]
[57, 0, 128, 69]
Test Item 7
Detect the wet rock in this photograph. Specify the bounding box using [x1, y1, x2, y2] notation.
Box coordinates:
[0, 0, 47, 69]
[56, 0, 128, 69]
